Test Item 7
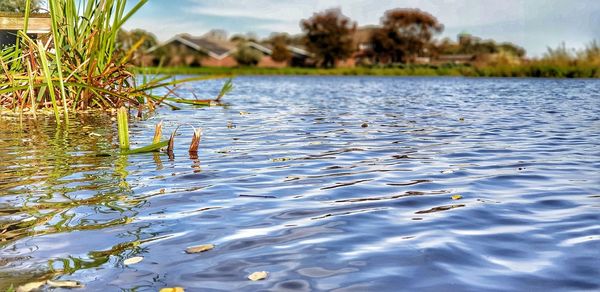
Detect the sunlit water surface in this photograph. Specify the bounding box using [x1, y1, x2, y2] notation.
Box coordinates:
[1, 77, 599, 291]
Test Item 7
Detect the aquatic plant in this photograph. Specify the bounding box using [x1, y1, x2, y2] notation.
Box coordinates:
[116, 106, 202, 155]
[0, 0, 230, 123]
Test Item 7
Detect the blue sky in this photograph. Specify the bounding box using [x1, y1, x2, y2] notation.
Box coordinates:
[123, 0, 600, 57]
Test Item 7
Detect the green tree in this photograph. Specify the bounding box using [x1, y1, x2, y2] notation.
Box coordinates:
[116, 29, 159, 65]
[371, 8, 443, 63]
[233, 43, 263, 66]
[301, 8, 356, 68]
[0, 0, 42, 13]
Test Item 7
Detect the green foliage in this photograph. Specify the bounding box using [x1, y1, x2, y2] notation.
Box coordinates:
[301, 8, 356, 68]
[137, 64, 599, 78]
[233, 43, 263, 66]
[0, 0, 231, 123]
[117, 107, 130, 150]
[0, 0, 41, 12]
[115, 28, 158, 66]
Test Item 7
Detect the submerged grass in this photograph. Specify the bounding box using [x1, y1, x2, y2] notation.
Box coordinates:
[0, 0, 230, 123]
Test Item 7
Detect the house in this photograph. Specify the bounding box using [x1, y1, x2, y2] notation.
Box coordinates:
[0, 13, 50, 47]
[351, 26, 378, 66]
[147, 32, 311, 68]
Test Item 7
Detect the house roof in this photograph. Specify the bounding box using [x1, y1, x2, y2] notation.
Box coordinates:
[149, 34, 238, 60]
[180, 34, 236, 57]
[151, 33, 313, 60]
[353, 25, 378, 45]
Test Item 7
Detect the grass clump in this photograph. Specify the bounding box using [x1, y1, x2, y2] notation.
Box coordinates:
[0, 0, 228, 123]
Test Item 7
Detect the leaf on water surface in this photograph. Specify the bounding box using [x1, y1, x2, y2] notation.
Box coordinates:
[125, 140, 169, 154]
[272, 157, 291, 162]
[185, 244, 215, 254]
[123, 256, 144, 265]
[16, 281, 46, 292]
[247, 271, 268, 281]
[239, 111, 250, 115]
[451, 195, 463, 200]
[46, 280, 84, 288]
[159, 287, 185, 292]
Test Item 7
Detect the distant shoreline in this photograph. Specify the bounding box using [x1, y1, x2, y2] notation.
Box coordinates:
[136, 65, 599, 78]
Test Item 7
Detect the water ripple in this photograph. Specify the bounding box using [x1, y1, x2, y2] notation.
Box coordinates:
[1, 77, 599, 291]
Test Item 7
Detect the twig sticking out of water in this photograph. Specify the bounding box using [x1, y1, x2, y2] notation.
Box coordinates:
[189, 128, 202, 154]
[153, 121, 163, 144]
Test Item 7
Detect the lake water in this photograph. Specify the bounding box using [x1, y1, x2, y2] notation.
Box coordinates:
[1, 77, 599, 291]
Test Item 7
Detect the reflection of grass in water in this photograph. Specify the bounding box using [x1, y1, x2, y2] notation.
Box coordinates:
[0, 114, 204, 288]
[0, 116, 150, 288]
[4, 231, 167, 290]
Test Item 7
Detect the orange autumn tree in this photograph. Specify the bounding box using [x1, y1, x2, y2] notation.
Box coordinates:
[371, 8, 443, 64]
[301, 8, 356, 68]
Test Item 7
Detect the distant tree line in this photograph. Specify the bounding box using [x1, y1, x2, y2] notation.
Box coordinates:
[112, 6, 597, 70]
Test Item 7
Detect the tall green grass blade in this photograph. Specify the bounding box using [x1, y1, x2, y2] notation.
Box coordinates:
[117, 107, 130, 150]
[37, 41, 61, 123]
[125, 140, 168, 154]
[48, 0, 69, 118]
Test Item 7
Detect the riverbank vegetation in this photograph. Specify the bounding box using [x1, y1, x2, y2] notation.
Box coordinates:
[138, 54, 600, 78]
[0, 0, 228, 122]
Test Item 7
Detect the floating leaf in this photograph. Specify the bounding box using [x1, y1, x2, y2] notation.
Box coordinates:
[451, 195, 463, 200]
[247, 271, 268, 281]
[272, 157, 291, 162]
[125, 140, 169, 154]
[16, 281, 45, 292]
[124, 256, 144, 265]
[46, 280, 84, 288]
[185, 244, 215, 254]
[159, 287, 184, 292]
[239, 111, 250, 115]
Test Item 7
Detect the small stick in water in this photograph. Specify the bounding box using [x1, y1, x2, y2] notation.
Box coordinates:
[189, 128, 202, 154]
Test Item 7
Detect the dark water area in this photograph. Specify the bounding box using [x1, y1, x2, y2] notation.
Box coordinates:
[1, 77, 599, 291]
